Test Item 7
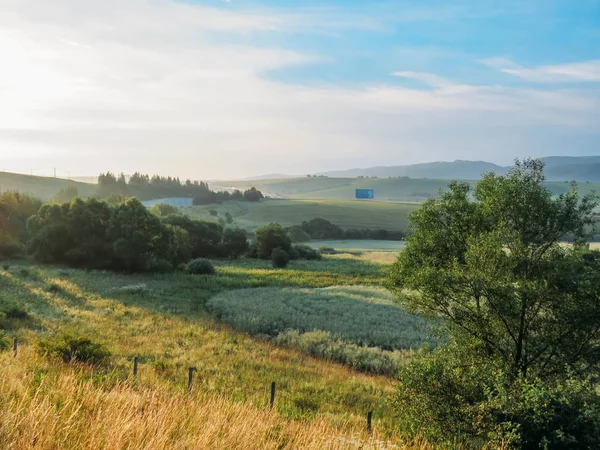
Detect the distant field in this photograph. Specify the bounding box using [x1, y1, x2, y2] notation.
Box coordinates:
[0, 171, 96, 201]
[308, 239, 406, 251]
[184, 199, 419, 232]
[212, 177, 600, 202]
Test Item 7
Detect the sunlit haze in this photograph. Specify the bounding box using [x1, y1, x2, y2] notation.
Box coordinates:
[1, 0, 599, 179]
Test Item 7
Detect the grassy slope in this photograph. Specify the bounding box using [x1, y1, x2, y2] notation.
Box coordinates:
[212, 177, 600, 202]
[184, 199, 419, 232]
[0, 255, 429, 448]
[0, 171, 96, 201]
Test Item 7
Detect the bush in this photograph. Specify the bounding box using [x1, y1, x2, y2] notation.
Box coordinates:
[186, 258, 216, 275]
[2, 264, 9, 271]
[271, 248, 290, 268]
[209, 209, 218, 216]
[0, 330, 10, 351]
[395, 346, 600, 449]
[255, 223, 292, 259]
[291, 244, 322, 261]
[37, 333, 111, 366]
[224, 212, 233, 224]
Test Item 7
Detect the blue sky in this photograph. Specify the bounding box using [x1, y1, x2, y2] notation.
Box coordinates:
[0, 0, 599, 178]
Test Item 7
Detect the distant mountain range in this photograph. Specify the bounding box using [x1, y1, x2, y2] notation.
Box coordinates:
[309, 156, 600, 182]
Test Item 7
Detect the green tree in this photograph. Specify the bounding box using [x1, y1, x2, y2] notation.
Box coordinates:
[389, 159, 600, 446]
[254, 223, 291, 259]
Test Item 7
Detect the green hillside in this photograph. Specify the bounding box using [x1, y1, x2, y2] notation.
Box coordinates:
[212, 177, 600, 202]
[0, 171, 96, 201]
[184, 199, 419, 232]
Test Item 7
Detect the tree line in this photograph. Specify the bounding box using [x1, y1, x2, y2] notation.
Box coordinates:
[97, 172, 263, 204]
[286, 218, 405, 242]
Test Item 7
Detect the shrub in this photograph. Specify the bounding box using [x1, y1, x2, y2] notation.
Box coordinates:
[395, 346, 600, 449]
[2, 264, 9, 271]
[224, 212, 233, 224]
[186, 258, 216, 275]
[271, 248, 290, 268]
[209, 209, 218, 216]
[37, 333, 111, 366]
[255, 223, 292, 259]
[291, 244, 321, 261]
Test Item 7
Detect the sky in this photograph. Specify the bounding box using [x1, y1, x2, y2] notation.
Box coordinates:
[0, 0, 599, 179]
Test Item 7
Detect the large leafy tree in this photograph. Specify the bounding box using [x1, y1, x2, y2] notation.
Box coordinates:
[390, 159, 600, 381]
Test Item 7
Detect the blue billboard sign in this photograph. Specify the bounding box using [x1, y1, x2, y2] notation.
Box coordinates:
[355, 189, 375, 199]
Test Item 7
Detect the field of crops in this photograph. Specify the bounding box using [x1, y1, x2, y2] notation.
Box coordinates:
[207, 286, 433, 375]
[184, 199, 418, 232]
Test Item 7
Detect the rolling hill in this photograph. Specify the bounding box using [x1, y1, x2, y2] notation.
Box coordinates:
[184, 199, 420, 233]
[211, 177, 599, 203]
[0, 171, 96, 201]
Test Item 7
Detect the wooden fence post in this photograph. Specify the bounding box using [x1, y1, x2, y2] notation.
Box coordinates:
[133, 357, 138, 376]
[367, 411, 373, 434]
[188, 367, 197, 394]
[270, 382, 276, 410]
[13, 338, 17, 358]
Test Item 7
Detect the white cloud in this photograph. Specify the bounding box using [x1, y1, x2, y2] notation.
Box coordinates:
[482, 58, 600, 82]
[0, 0, 598, 178]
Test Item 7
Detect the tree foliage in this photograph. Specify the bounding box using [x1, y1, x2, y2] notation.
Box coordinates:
[254, 223, 292, 259]
[390, 159, 600, 380]
[390, 159, 600, 447]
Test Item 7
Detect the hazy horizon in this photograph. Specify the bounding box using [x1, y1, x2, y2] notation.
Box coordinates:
[1, 0, 599, 179]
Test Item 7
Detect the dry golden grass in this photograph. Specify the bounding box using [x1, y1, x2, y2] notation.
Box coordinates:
[0, 349, 429, 450]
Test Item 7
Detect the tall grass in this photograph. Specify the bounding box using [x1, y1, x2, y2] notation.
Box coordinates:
[0, 350, 431, 450]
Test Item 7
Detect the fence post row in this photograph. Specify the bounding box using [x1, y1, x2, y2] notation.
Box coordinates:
[270, 381, 276, 410]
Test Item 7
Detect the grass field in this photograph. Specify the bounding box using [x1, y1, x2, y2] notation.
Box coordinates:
[308, 240, 406, 251]
[184, 199, 419, 232]
[0, 171, 96, 201]
[0, 252, 432, 448]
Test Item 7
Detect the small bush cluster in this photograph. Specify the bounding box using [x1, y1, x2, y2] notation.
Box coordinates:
[296, 218, 405, 241]
[37, 333, 111, 366]
[290, 244, 322, 261]
[271, 248, 290, 269]
[186, 258, 216, 275]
